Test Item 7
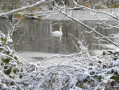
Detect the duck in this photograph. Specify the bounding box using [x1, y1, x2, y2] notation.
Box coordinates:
[111, 33, 119, 38]
[51, 24, 63, 37]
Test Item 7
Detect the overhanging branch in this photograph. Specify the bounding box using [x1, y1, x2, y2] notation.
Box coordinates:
[54, 4, 119, 47]
[0, 0, 46, 16]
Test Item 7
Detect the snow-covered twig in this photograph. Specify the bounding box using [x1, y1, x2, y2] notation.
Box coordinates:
[0, 0, 46, 16]
[53, 3, 119, 47]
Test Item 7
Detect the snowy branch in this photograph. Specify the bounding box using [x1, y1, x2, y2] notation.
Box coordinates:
[0, 0, 46, 16]
[53, 3, 119, 47]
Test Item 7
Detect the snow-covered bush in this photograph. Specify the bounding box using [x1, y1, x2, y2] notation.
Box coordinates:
[1, 30, 119, 89]
[0, 31, 28, 89]
[0, 0, 119, 89]
[0, 31, 24, 78]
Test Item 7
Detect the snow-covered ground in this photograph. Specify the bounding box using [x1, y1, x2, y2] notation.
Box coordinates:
[18, 51, 74, 67]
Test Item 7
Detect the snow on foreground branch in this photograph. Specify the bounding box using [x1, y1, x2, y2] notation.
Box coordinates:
[0, 0, 46, 17]
[1, 31, 119, 90]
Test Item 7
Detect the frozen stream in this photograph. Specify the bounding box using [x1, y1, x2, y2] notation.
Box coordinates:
[0, 18, 119, 64]
[18, 51, 74, 67]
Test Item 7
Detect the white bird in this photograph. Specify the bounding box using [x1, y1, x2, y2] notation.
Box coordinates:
[51, 25, 63, 37]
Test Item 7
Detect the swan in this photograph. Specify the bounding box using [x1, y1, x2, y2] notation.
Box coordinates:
[51, 25, 63, 37]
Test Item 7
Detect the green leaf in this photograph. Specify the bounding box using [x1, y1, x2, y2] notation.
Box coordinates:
[103, 51, 106, 55]
[111, 69, 114, 74]
[14, 57, 18, 60]
[0, 48, 3, 51]
[108, 51, 113, 54]
[114, 53, 117, 56]
[10, 82, 14, 85]
[98, 61, 101, 64]
[4, 68, 11, 75]
[4, 66, 8, 69]
[21, 68, 23, 72]
[19, 75, 23, 78]
[9, 75, 14, 79]
[103, 65, 107, 69]
[114, 58, 118, 61]
[89, 63, 93, 66]
[102, 52, 105, 55]
[4, 37, 7, 44]
[114, 72, 118, 75]
[98, 76, 102, 81]
[13, 69, 17, 74]
[1, 37, 4, 41]
[1, 37, 7, 44]
[9, 54, 13, 57]
[107, 71, 110, 74]
[6, 51, 10, 55]
[2, 58, 10, 64]
[111, 76, 119, 81]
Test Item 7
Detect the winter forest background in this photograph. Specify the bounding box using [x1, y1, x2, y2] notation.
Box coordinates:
[0, 0, 119, 90]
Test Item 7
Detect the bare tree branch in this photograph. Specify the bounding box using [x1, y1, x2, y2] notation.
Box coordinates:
[0, 0, 46, 16]
[54, 3, 119, 47]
